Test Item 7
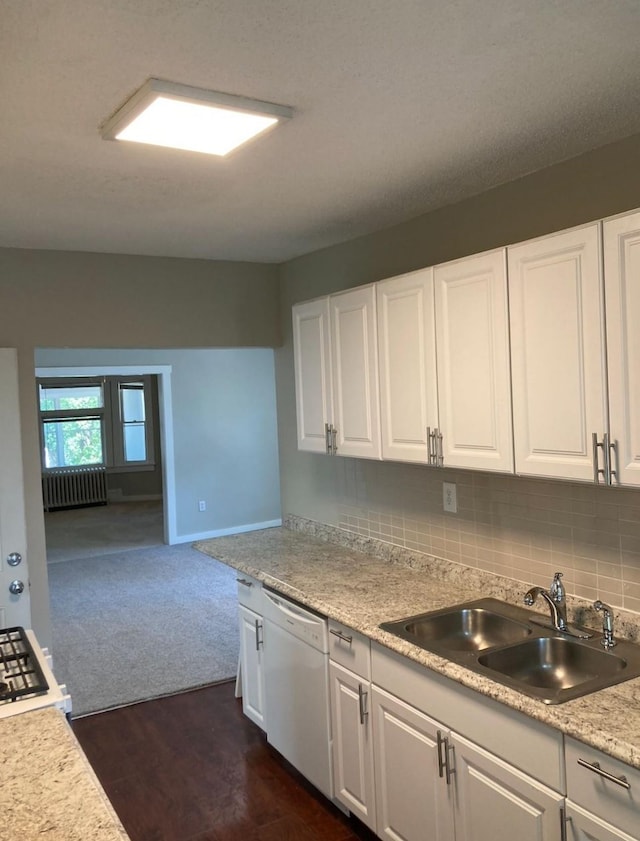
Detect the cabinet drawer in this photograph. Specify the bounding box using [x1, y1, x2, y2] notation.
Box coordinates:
[329, 620, 371, 679]
[236, 573, 263, 612]
[566, 737, 640, 838]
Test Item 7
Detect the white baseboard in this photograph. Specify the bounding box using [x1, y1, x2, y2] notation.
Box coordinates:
[172, 518, 282, 545]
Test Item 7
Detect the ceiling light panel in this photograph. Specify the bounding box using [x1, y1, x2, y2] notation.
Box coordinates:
[101, 79, 292, 157]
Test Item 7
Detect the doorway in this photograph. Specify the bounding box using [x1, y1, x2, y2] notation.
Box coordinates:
[35, 362, 176, 545]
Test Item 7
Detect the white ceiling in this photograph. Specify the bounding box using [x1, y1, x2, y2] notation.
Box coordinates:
[3, 1, 640, 263]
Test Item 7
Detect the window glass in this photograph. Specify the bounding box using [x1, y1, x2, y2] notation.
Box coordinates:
[123, 424, 147, 462]
[120, 384, 145, 423]
[39, 384, 103, 412]
[42, 418, 104, 468]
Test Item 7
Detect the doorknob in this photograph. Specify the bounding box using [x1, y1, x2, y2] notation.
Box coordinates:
[6, 552, 22, 567]
[9, 580, 24, 595]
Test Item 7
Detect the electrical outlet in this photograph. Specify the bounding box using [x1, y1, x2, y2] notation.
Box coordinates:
[198, 500, 206, 512]
[443, 482, 457, 514]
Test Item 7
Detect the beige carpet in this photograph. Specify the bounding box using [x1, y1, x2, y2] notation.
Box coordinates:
[46, 501, 238, 717]
[48, 543, 239, 717]
[45, 500, 164, 563]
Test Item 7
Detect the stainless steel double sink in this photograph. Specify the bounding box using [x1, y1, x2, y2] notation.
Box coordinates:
[380, 597, 640, 704]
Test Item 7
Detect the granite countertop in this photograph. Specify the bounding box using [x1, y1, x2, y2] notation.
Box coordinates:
[0, 707, 130, 841]
[195, 521, 640, 771]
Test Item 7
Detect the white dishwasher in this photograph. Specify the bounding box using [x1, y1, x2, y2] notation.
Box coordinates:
[262, 588, 333, 800]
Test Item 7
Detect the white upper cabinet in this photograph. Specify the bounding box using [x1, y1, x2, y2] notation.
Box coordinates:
[603, 210, 640, 487]
[434, 249, 513, 473]
[330, 285, 382, 459]
[376, 268, 438, 463]
[292, 297, 333, 453]
[508, 223, 607, 481]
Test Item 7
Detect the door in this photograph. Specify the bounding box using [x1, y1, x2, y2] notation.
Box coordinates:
[452, 732, 563, 841]
[603, 210, 640, 487]
[372, 686, 455, 841]
[566, 802, 638, 841]
[377, 268, 438, 464]
[330, 285, 382, 459]
[292, 298, 333, 453]
[238, 604, 265, 729]
[0, 349, 31, 629]
[434, 249, 513, 472]
[508, 223, 607, 481]
[330, 661, 376, 831]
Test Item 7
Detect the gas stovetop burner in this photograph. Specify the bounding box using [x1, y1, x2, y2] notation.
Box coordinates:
[0, 627, 49, 703]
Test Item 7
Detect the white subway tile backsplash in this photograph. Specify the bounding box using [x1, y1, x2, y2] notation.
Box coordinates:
[334, 459, 640, 615]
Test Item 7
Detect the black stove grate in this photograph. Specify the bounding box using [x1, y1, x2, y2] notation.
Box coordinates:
[0, 626, 49, 703]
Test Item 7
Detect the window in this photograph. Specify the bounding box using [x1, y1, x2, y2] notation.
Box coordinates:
[38, 376, 155, 471]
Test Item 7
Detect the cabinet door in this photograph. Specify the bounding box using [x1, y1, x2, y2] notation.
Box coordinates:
[330, 285, 381, 459]
[292, 298, 333, 453]
[372, 686, 454, 841]
[508, 224, 607, 481]
[604, 211, 640, 487]
[434, 249, 513, 472]
[238, 604, 265, 730]
[377, 268, 438, 463]
[566, 802, 639, 841]
[330, 662, 376, 831]
[451, 732, 563, 841]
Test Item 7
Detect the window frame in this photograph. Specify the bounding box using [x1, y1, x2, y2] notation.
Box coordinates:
[37, 375, 155, 473]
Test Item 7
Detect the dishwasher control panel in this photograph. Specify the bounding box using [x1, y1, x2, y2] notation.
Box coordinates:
[262, 589, 329, 652]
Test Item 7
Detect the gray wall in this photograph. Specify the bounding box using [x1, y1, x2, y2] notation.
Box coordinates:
[275, 131, 640, 614]
[1, 249, 279, 646]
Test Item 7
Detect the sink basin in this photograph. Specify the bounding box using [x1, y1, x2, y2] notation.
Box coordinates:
[398, 606, 531, 652]
[478, 636, 627, 694]
[380, 597, 640, 704]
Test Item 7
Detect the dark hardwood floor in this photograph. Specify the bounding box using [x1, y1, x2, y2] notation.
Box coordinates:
[73, 681, 378, 841]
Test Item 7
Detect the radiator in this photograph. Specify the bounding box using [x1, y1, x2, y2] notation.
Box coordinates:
[42, 467, 108, 511]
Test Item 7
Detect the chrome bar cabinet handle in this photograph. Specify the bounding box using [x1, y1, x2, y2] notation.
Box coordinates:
[608, 435, 618, 484]
[592, 432, 606, 484]
[436, 730, 446, 778]
[560, 806, 570, 841]
[237, 578, 253, 588]
[444, 737, 455, 785]
[358, 684, 368, 725]
[426, 427, 434, 465]
[255, 619, 264, 651]
[577, 758, 630, 790]
[330, 629, 353, 645]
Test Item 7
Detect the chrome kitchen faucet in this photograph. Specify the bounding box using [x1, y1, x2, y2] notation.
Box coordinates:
[524, 572, 592, 639]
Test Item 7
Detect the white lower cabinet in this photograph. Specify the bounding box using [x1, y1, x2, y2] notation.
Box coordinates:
[237, 604, 265, 729]
[236, 573, 266, 731]
[564, 737, 640, 841]
[330, 660, 377, 831]
[372, 686, 454, 841]
[370, 685, 563, 841]
[452, 732, 564, 841]
[566, 802, 638, 841]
